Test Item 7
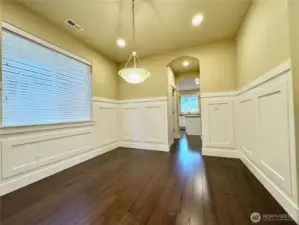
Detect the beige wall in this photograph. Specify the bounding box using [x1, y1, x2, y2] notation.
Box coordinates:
[118, 40, 237, 100]
[117, 58, 168, 99]
[2, 1, 118, 99]
[236, 0, 290, 88]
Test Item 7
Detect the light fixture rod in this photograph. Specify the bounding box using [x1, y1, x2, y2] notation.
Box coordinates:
[124, 54, 133, 68]
[136, 55, 143, 68]
[132, 0, 136, 49]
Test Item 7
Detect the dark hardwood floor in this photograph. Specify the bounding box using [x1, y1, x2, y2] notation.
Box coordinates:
[0, 133, 296, 225]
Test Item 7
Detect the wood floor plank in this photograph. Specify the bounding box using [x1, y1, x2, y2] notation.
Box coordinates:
[0, 132, 296, 225]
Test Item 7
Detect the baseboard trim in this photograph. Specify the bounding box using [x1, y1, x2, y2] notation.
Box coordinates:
[202, 148, 239, 158]
[202, 148, 299, 223]
[0, 142, 118, 196]
[0, 140, 169, 197]
[240, 153, 299, 223]
[119, 142, 169, 152]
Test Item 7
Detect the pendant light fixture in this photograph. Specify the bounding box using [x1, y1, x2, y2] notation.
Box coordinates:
[118, 0, 151, 84]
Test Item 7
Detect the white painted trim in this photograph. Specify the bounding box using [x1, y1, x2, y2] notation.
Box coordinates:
[236, 60, 291, 95]
[0, 141, 119, 196]
[0, 121, 95, 135]
[93, 97, 119, 104]
[168, 139, 174, 147]
[240, 153, 299, 223]
[119, 96, 167, 104]
[200, 91, 237, 98]
[202, 148, 239, 158]
[119, 142, 169, 152]
[2, 21, 91, 65]
[92, 97, 168, 104]
[286, 71, 298, 206]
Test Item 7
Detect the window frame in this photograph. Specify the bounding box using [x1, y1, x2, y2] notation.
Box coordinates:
[180, 94, 200, 114]
[1, 22, 93, 129]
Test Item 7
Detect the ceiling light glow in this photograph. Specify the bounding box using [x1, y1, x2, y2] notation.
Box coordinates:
[183, 61, 190, 67]
[117, 38, 126, 48]
[192, 14, 203, 26]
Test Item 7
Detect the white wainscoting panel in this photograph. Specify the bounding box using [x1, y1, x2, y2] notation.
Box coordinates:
[234, 61, 298, 223]
[201, 96, 237, 157]
[257, 79, 292, 195]
[201, 61, 298, 222]
[144, 102, 167, 144]
[235, 95, 257, 163]
[93, 100, 119, 147]
[2, 128, 93, 179]
[119, 98, 169, 151]
[0, 98, 119, 196]
[120, 104, 142, 142]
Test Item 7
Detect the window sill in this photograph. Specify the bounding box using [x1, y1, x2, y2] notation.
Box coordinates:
[0, 120, 95, 135]
[180, 113, 200, 116]
[184, 114, 201, 118]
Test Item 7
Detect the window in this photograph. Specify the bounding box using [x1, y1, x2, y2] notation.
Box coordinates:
[2, 26, 92, 127]
[180, 95, 199, 113]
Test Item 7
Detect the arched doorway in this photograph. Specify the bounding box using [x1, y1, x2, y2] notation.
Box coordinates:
[166, 56, 201, 144]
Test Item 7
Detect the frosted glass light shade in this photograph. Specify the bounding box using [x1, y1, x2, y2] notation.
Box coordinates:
[118, 68, 151, 84]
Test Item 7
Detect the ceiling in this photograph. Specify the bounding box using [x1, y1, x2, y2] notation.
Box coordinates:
[178, 76, 199, 91]
[19, 0, 252, 62]
[169, 56, 199, 74]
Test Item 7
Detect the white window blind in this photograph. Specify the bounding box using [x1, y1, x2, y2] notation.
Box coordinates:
[2, 28, 92, 127]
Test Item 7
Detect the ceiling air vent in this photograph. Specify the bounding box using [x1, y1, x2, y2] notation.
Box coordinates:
[65, 19, 83, 31]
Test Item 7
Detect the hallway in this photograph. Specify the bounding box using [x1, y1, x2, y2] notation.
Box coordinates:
[0, 134, 295, 225]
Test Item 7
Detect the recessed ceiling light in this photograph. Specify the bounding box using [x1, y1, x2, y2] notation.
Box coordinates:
[116, 38, 126, 48]
[183, 61, 190, 67]
[192, 14, 203, 26]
